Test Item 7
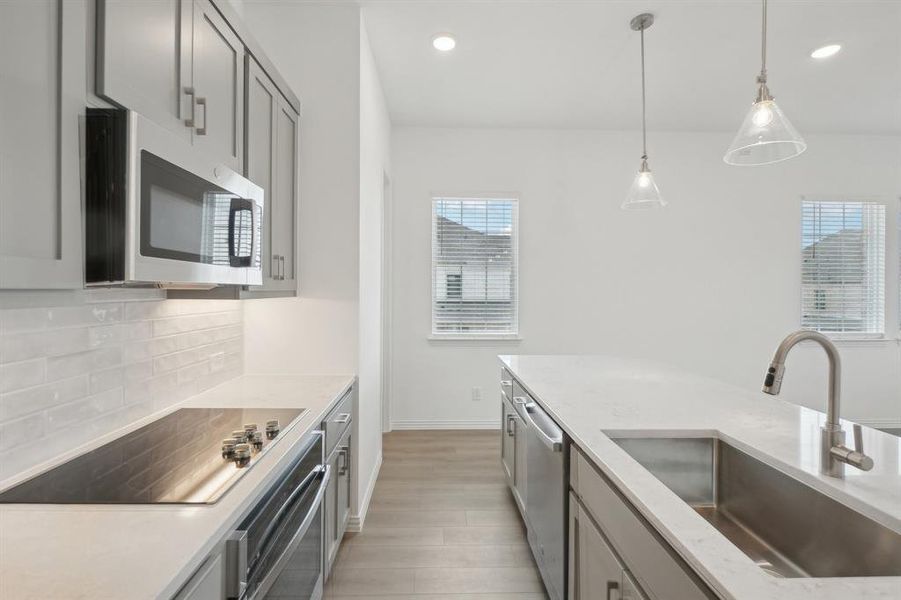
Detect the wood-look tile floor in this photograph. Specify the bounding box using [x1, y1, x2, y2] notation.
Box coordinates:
[324, 430, 548, 599]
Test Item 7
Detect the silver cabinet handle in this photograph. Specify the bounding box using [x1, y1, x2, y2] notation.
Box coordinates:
[333, 413, 351, 425]
[500, 379, 512, 387]
[606, 580, 620, 600]
[271, 254, 279, 280]
[338, 446, 349, 475]
[506, 414, 515, 436]
[512, 396, 528, 405]
[183, 86, 196, 127]
[279, 255, 286, 280]
[195, 96, 207, 135]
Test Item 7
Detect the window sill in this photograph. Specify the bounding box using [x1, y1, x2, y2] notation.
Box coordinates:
[428, 333, 523, 342]
[820, 335, 900, 347]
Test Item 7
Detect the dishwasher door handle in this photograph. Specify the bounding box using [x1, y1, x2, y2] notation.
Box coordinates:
[524, 402, 564, 452]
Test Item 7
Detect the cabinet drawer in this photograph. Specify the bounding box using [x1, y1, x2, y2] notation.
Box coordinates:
[323, 388, 353, 457]
[574, 448, 715, 600]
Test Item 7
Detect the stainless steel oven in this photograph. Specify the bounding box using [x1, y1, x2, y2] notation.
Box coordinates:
[85, 108, 263, 288]
[226, 431, 329, 600]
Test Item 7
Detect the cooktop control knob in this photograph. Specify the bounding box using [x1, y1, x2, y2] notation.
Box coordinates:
[250, 430, 264, 450]
[231, 429, 247, 442]
[243, 423, 258, 437]
[233, 443, 251, 467]
[265, 420, 280, 439]
[221, 438, 237, 458]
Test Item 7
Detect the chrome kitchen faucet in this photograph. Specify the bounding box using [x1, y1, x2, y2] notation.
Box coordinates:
[762, 330, 874, 478]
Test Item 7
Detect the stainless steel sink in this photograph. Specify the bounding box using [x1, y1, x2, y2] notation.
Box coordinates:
[609, 436, 901, 578]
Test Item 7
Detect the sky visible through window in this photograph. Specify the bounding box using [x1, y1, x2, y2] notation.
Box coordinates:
[802, 203, 863, 249]
[436, 198, 513, 235]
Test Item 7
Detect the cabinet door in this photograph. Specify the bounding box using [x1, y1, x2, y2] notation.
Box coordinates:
[173, 552, 224, 600]
[245, 56, 278, 286]
[96, 0, 193, 140]
[0, 0, 85, 289]
[513, 410, 527, 512]
[273, 98, 298, 289]
[192, 0, 243, 171]
[324, 446, 339, 579]
[501, 397, 515, 483]
[336, 436, 352, 538]
[570, 493, 624, 600]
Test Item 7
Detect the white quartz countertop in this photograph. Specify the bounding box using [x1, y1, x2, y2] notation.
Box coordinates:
[0, 373, 355, 600]
[500, 354, 901, 600]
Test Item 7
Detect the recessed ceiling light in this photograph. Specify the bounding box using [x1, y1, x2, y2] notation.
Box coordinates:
[810, 44, 841, 59]
[432, 34, 456, 52]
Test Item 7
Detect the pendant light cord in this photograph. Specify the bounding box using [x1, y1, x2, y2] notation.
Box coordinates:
[759, 0, 768, 82]
[640, 26, 647, 160]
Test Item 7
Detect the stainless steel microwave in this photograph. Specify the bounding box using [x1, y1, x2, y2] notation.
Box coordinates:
[85, 109, 263, 288]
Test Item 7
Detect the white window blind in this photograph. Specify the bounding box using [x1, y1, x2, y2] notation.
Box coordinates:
[432, 197, 518, 335]
[801, 200, 885, 336]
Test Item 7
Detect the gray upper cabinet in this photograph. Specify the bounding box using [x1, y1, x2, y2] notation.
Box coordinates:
[191, 0, 244, 172]
[0, 0, 86, 289]
[244, 56, 298, 296]
[97, 0, 244, 171]
[96, 0, 193, 141]
[245, 57, 278, 285]
[274, 99, 298, 289]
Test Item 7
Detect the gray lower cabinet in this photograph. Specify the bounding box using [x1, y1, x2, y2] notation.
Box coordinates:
[500, 373, 528, 517]
[244, 57, 298, 296]
[501, 395, 516, 483]
[173, 551, 224, 600]
[97, 0, 244, 171]
[571, 446, 714, 600]
[323, 389, 354, 580]
[0, 0, 86, 289]
[325, 426, 351, 573]
[569, 492, 646, 600]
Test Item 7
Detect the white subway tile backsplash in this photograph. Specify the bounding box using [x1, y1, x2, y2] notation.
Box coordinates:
[48, 303, 123, 328]
[0, 359, 45, 393]
[0, 288, 243, 482]
[0, 307, 50, 334]
[46, 347, 122, 382]
[0, 375, 89, 422]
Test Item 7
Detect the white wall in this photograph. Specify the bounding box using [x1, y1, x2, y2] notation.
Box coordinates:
[241, 3, 392, 525]
[390, 127, 901, 428]
[357, 15, 391, 517]
[242, 2, 361, 376]
[0, 289, 242, 482]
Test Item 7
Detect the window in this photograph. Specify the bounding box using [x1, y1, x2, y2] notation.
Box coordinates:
[432, 197, 518, 336]
[801, 200, 885, 336]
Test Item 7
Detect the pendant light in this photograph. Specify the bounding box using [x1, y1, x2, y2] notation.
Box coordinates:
[623, 13, 666, 210]
[724, 0, 806, 166]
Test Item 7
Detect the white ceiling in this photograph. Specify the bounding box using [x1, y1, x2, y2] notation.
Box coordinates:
[361, 0, 901, 134]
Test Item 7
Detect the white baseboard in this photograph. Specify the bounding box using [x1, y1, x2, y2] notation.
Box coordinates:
[346, 450, 382, 533]
[390, 419, 501, 430]
[857, 417, 901, 430]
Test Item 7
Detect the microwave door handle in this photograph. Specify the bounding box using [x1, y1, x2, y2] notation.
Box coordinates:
[228, 199, 254, 268]
[245, 464, 331, 600]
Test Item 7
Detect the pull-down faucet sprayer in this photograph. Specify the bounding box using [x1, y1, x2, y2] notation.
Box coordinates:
[762, 330, 874, 478]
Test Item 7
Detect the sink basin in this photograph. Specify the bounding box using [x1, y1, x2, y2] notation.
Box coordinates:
[609, 435, 901, 578]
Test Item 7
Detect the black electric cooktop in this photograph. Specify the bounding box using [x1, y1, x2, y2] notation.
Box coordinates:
[0, 407, 305, 505]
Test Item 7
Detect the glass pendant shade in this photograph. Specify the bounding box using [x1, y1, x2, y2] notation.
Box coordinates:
[723, 98, 807, 166]
[622, 161, 666, 210]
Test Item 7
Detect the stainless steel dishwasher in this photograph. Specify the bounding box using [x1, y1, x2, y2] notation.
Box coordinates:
[522, 399, 567, 600]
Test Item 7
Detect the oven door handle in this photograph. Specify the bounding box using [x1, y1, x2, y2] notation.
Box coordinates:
[252, 463, 323, 571]
[246, 464, 330, 600]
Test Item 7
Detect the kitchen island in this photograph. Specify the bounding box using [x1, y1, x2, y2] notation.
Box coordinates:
[0, 374, 355, 600]
[501, 354, 901, 600]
